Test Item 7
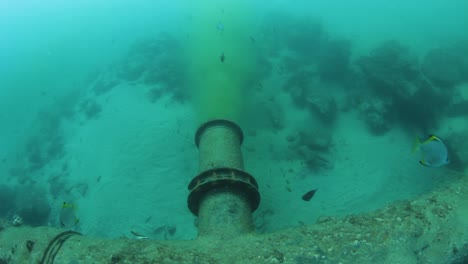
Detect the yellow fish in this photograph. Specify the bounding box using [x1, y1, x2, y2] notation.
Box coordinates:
[60, 202, 80, 228]
[413, 135, 449, 167]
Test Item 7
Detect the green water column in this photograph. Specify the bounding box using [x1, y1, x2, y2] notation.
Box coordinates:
[186, 1, 259, 238]
[188, 119, 260, 238]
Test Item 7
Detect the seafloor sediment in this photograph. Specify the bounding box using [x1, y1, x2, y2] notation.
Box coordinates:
[0, 175, 467, 264]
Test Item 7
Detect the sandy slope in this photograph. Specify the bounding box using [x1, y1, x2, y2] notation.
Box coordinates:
[54, 80, 463, 239]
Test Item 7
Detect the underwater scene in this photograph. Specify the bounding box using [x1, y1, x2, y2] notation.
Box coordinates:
[0, 0, 467, 263]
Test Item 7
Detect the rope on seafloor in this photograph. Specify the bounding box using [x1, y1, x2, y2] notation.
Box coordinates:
[39, 230, 82, 264]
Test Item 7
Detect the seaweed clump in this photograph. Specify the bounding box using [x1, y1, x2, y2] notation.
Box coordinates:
[317, 38, 352, 82]
[356, 40, 452, 134]
[22, 91, 79, 173]
[15, 186, 51, 226]
[421, 43, 468, 87]
[261, 12, 351, 83]
[78, 99, 102, 120]
[357, 40, 420, 99]
[283, 72, 338, 126]
[0, 185, 15, 218]
[117, 32, 188, 103]
[286, 126, 334, 172]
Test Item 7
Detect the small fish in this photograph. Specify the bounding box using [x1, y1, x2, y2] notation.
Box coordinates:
[301, 189, 317, 201]
[59, 202, 80, 228]
[220, 52, 225, 63]
[413, 135, 449, 167]
[131, 230, 149, 240]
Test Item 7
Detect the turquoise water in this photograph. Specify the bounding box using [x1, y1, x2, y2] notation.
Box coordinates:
[0, 0, 467, 249]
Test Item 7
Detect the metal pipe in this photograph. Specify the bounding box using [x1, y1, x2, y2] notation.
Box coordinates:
[187, 119, 260, 238]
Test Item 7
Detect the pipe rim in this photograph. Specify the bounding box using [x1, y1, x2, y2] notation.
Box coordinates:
[194, 119, 244, 148]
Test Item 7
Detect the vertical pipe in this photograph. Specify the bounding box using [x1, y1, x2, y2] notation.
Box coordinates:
[188, 120, 260, 239]
[196, 120, 244, 171]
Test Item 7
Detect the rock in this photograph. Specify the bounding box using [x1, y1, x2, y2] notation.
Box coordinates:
[317, 39, 351, 82]
[358, 97, 394, 135]
[92, 75, 118, 96]
[0, 185, 15, 217]
[297, 145, 333, 171]
[447, 88, 468, 117]
[298, 129, 332, 152]
[357, 40, 420, 99]
[421, 47, 466, 87]
[307, 94, 337, 125]
[79, 99, 102, 120]
[116, 33, 188, 102]
[445, 131, 468, 171]
[283, 71, 311, 109]
[16, 186, 51, 226]
[284, 18, 326, 59]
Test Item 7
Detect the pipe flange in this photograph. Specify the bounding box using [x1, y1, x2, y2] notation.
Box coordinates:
[187, 167, 260, 216]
